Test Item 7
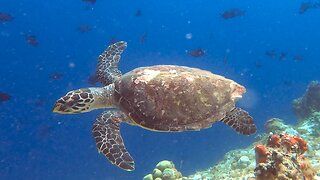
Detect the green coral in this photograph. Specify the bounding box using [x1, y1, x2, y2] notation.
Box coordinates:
[143, 174, 153, 180]
[155, 160, 175, 172]
[153, 168, 162, 179]
[143, 160, 183, 180]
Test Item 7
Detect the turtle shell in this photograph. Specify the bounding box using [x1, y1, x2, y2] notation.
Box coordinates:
[113, 65, 246, 132]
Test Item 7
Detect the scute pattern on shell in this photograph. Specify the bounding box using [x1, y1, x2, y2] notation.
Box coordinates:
[114, 65, 244, 132]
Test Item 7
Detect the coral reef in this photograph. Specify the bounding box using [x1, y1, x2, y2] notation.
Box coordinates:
[187, 147, 256, 179]
[143, 160, 184, 180]
[254, 132, 315, 179]
[186, 115, 320, 180]
[293, 81, 320, 119]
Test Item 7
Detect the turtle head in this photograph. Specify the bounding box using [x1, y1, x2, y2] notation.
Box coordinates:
[53, 86, 115, 114]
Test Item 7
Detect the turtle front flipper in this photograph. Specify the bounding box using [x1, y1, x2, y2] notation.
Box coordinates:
[220, 107, 257, 135]
[92, 110, 135, 171]
[96, 41, 127, 86]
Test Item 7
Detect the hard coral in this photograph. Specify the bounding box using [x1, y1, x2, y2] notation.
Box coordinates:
[254, 132, 315, 180]
[143, 160, 183, 180]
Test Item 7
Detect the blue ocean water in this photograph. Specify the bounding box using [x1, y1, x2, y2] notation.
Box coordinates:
[1, 0, 320, 179]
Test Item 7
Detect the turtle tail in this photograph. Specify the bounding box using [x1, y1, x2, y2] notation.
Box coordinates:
[92, 110, 135, 171]
[220, 107, 257, 135]
[96, 41, 127, 86]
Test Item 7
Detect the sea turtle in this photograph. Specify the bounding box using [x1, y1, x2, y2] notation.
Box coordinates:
[52, 41, 256, 171]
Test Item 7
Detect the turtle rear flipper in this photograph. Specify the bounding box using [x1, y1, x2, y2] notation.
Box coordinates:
[92, 110, 135, 171]
[96, 41, 127, 86]
[220, 107, 257, 135]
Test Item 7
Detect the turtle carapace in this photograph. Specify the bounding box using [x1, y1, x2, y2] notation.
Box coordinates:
[53, 41, 257, 171]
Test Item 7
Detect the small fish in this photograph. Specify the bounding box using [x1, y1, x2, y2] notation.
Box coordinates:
[135, 9, 142, 17]
[37, 125, 53, 140]
[0, 12, 13, 22]
[299, 2, 320, 14]
[265, 50, 277, 59]
[299, 2, 312, 14]
[223, 49, 230, 64]
[140, 33, 147, 44]
[50, 73, 63, 80]
[26, 35, 39, 47]
[279, 52, 286, 61]
[88, 74, 99, 85]
[255, 60, 262, 68]
[82, 0, 96, 4]
[35, 98, 46, 107]
[0, 92, 10, 102]
[293, 54, 304, 61]
[221, 9, 245, 19]
[78, 25, 92, 33]
[189, 48, 205, 57]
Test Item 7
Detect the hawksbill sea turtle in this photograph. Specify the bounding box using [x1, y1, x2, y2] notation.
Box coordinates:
[52, 41, 257, 171]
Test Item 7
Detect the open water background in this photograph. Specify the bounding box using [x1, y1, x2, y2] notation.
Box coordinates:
[0, 0, 320, 179]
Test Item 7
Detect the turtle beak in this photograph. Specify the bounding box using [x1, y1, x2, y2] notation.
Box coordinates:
[52, 102, 65, 114]
[52, 100, 72, 114]
[52, 103, 61, 113]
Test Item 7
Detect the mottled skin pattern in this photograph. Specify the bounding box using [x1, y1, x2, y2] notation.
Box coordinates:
[54, 88, 94, 113]
[54, 85, 114, 114]
[114, 65, 244, 132]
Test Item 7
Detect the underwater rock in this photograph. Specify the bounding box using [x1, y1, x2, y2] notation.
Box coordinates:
[254, 132, 315, 180]
[264, 118, 298, 135]
[143, 160, 183, 180]
[296, 112, 320, 137]
[293, 81, 320, 119]
[186, 113, 320, 180]
[238, 156, 251, 168]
